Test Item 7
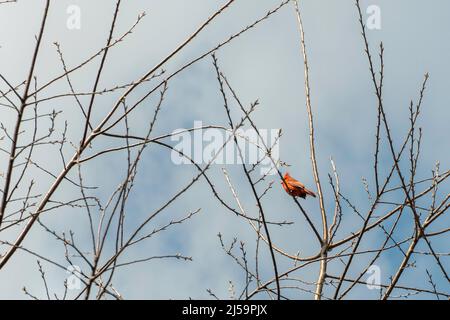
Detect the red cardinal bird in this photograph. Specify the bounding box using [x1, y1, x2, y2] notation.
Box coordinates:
[281, 172, 316, 199]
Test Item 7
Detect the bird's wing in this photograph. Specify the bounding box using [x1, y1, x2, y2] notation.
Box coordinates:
[287, 178, 306, 189]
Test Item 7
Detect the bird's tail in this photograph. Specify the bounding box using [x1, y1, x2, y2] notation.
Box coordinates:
[304, 188, 316, 198]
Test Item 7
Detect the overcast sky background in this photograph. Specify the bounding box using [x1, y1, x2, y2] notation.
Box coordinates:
[0, 0, 448, 299]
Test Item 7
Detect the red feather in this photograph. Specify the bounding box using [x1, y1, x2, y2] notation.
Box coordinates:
[281, 172, 316, 199]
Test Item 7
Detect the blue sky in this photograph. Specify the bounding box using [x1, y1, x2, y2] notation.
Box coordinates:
[0, 0, 448, 299]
